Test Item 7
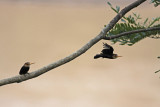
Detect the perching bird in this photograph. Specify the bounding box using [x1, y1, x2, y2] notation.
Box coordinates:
[19, 62, 35, 75]
[94, 43, 122, 59]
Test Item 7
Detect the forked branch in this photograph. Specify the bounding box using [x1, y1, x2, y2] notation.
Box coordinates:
[0, 0, 147, 86]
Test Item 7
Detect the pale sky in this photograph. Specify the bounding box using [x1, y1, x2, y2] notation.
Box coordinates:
[0, 0, 139, 4]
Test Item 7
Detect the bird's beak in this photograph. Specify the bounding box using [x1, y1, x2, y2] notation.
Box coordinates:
[30, 62, 35, 65]
[117, 56, 122, 57]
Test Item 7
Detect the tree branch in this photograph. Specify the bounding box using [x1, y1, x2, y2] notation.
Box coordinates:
[103, 26, 160, 40]
[0, 0, 146, 86]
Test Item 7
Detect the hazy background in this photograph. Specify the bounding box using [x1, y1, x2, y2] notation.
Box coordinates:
[0, 0, 160, 107]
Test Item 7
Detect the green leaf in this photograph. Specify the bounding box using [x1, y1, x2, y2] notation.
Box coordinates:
[111, 7, 118, 13]
[133, 12, 137, 17]
[107, 2, 112, 6]
[143, 18, 148, 26]
[151, 0, 155, 3]
[127, 43, 133, 46]
[116, 6, 120, 12]
[121, 18, 126, 23]
[149, 17, 160, 27]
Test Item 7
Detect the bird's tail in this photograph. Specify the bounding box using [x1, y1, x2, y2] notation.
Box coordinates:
[94, 54, 102, 59]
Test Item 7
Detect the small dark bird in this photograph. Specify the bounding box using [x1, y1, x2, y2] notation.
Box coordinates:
[94, 43, 122, 59]
[19, 62, 35, 75]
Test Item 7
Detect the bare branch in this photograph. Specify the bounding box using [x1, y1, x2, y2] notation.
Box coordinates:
[0, 0, 146, 86]
[103, 26, 160, 40]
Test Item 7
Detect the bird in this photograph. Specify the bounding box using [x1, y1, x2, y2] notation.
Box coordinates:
[19, 62, 35, 75]
[94, 43, 122, 59]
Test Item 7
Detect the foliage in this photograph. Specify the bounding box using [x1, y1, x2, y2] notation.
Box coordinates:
[106, 1, 160, 46]
[151, 0, 160, 7]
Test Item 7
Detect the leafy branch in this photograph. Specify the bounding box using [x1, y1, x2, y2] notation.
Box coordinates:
[106, 1, 160, 46]
[103, 26, 160, 41]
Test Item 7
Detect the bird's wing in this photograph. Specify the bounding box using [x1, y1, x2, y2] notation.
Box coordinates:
[19, 66, 29, 74]
[102, 43, 114, 54]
